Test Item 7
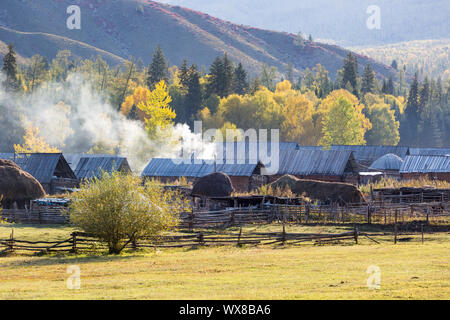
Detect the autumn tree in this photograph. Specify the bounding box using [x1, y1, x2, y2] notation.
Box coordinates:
[320, 96, 371, 147]
[25, 54, 49, 91]
[137, 80, 176, 138]
[14, 126, 61, 153]
[364, 103, 400, 145]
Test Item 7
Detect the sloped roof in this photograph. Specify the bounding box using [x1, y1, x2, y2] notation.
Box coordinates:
[369, 153, 404, 171]
[330, 145, 409, 163]
[400, 155, 450, 173]
[74, 156, 131, 180]
[409, 148, 450, 156]
[277, 149, 358, 176]
[141, 158, 261, 178]
[14, 153, 76, 184]
[64, 154, 118, 170]
[0, 153, 14, 160]
[213, 141, 299, 163]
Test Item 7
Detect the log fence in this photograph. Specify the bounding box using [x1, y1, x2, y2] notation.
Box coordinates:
[0, 229, 361, 255]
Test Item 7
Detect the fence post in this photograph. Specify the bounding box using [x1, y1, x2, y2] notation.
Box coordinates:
[426, 206, 430, 225]
[281, 223, 286, 245]
[394, 209, 398, 244]
[237, 227, 242, 246]
[9, 229, 14, 253]
[367, 204, 372, 225]
[197, 233, 204, 246]
[71, 232, 77, 253]
[189, 211, 195, 232]
[354, 227, 358, 244]
[421, 224, 424, 244]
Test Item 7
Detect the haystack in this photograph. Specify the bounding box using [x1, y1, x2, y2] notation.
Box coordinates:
[192, 172, 234, 198]
[270, 175, 365, 204]
[0, 159, 46, 208]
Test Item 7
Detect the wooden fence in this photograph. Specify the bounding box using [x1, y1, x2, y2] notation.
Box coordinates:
[181, 202, 450, 229]
[2, 201, 449, 228]
[1, 206, 68, 224]
[0, 229, 361, 255]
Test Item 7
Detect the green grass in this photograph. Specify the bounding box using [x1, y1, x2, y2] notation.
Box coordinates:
[0, 223, 449, 300]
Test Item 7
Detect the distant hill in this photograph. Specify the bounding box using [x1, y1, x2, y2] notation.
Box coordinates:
[159, 0, 450, 46]
[0, 0, 396, 79]
[351, 39, 450, 79]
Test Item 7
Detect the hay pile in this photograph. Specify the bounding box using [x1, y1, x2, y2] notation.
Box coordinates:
[0, 159, 46, 208]
[192, 172, 234, 198]
[270, 175, 365, 204]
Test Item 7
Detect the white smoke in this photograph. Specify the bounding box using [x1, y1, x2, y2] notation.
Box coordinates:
[0, 73, 214, 172]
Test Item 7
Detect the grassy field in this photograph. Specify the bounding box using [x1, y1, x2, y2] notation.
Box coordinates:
[0, 223, 449, 300]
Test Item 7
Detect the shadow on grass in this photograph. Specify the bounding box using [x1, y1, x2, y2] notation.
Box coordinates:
[4, 250, 149, 267]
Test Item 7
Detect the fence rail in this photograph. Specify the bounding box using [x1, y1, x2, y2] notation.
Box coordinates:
[0, 229, 362, 255]
[183, 202, 450, 228]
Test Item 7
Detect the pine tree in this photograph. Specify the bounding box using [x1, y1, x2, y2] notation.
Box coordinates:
[285, 62, 294, 84]
[147, 45, 168, 89]
[222, 53, 234, 97]
[387, 76, 394, 95]
[206, 54, 234, 98]
[342, 52, 359, 97]
[179, 59, 189, 90]
[184, 65, 203, 125]
[2, 43, 19, 91]
[361, 64, 376, 95]
[233, 63, 248, 95]
[391, 60, 398, 70]
[400, 73, 420, 145]
[207, 56, 223, 97]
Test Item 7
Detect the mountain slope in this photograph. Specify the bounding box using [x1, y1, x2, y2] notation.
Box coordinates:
[351, 39, 450, 79]
[0, 0, 396, 79]
[159, 0, 450, 46]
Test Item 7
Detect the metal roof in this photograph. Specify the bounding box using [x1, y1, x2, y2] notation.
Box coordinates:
[0, 153, 14, 160]
[13, 153, 76, 184]
[400, 155, 450, 173]
[408, 148, 450, 156]
[141, 158, 260, 178]
[64, 154, 119, 170]
[74, 156, 131, 180]
[369, 153, 404, 171]
[277, 149, 357, 176]
[330, 145, 409, 163]
[213, 142, 299, 163]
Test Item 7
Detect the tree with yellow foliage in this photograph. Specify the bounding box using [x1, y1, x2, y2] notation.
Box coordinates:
[320, 96, 371, 147]
[121, 86, 151, 121]
[137, 81, 176, 139]
[14, 126, 60, 153]
[274, 80, 317, 145]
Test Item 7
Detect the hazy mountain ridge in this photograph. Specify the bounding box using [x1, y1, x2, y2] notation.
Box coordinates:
[159, 0, 450, 46]
[0, 0, 396, 79]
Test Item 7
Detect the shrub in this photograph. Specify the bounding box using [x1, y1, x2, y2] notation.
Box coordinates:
[68, 172, 188, 254]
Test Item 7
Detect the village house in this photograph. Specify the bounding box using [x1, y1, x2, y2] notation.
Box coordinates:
[329, 145, 410, 168]
[141, 158, 266, 193]
[267, 149, 360, 184]
[13, 153, 78, 194]
[74, 156, 132, 180]
[400, 155, 450, 182]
